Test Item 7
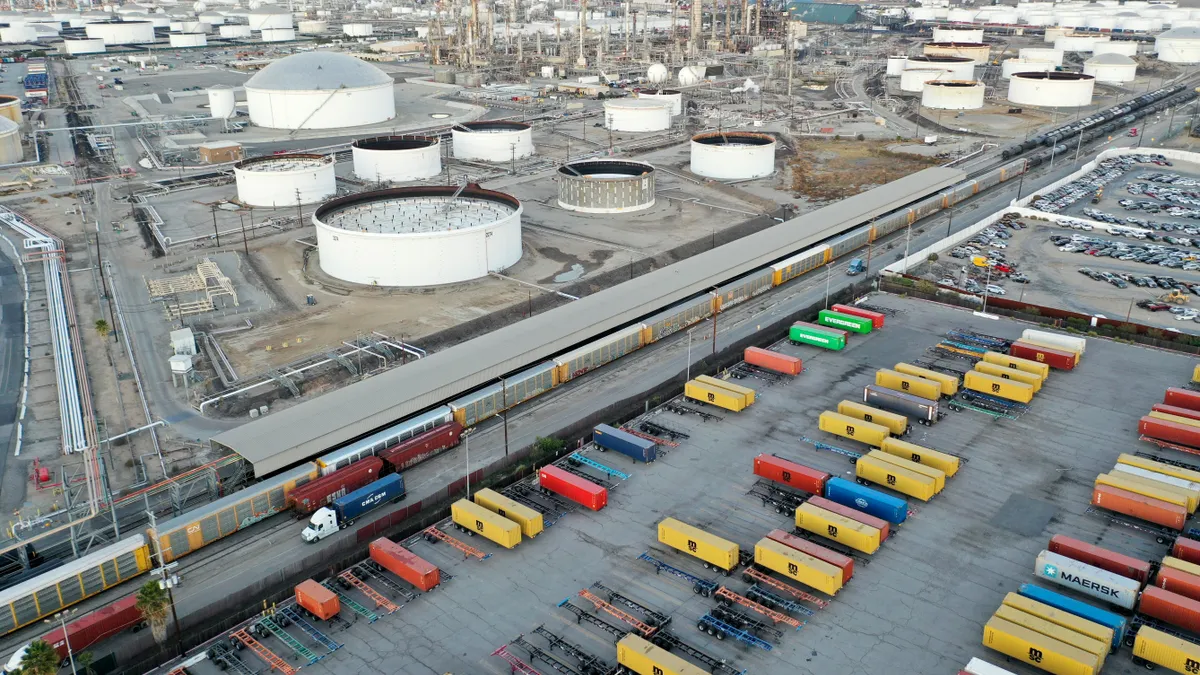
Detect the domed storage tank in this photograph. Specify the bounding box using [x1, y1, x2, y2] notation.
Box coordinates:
[234, 154, 336, 208]
[452, 121, 534, 162]
[905, 55, 975, 80]
[557, 160, 655, 213]
[208, 85, 236, 119]
[352, 136, 442, 182]
[690, 131, 775, 180]
[604, 98, 672, 131]
[1008, 72, 1095, 107]
[921, 80, 985, 109]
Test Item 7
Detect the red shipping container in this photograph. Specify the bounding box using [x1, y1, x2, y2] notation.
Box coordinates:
[370, 538, 440, 591]
[296, 580, 340, 621]
[765, 528, 854, 584]
[41, 594, 141, 661]
[793, 320, 849, 342]
[1165, 387, 1200, 412]
[831, 304, 885, 330]
[744, 347, 802, 376]
[1139, 586, 1200, 634]
[539, 465, 607, 510]
[807, 496, 890, 541]
[1152, 403, 1200, 420]
[752, 454, 829, 495]
[380, 422, 463, 472]
[1008, 341, 1077, 370]
[1047, 534, 1151, 583]
[290, 457, 384, 514]
[1140, 415, 1200, 449]
[1157, 566, 1200, 603]
[1175, 537, 1200, 565]
[1092, 484, 1187, 530]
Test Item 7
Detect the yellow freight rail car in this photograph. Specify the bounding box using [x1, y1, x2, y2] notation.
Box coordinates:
[794, 502, 881, 555]
[875, 369, 942, 401]
[1000, 593, 1114, 650]
[973, 361, 1043, 393]
[879, 437, 960, 477]
[753, 538, 843, 595]
[983, 616, 1100, 675]
[837, 400, 909, 436]
[658, 517, 740, 571]
[894, 363, 959, 396]
[818, 411, 890, 447]
[993, 605, 1108, 669]
[1095, 472, 1196, 512]
[1117, 453, 1200, 484]
[867, 450, 946, 493]
[473, 488, 543, 537]
[982, 351, 1050, 379]
[855, 455, 938, 502]
[451, 499, 522, 549]
[1134, 625, 1200, 673]
[964, 371, 1034, 404]
[695, 375, 756, 406]
[684, 379, 747, 412]
[617, 634, 710, 675]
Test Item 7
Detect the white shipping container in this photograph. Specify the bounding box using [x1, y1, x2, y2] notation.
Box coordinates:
[1113, 464, 1200, 496]
[1034, 550, 1139, 610]
[1021, 329, 1086, 354]
[964, 658, 1018, 675]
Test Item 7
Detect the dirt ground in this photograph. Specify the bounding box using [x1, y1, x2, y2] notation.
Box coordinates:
[789, 138, 942, 201]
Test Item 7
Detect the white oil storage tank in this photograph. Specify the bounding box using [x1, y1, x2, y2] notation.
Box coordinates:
[313, 184, 523, 287]
[452, 121, 534, 162]
[921, 80, 985, 109]
[1156, 27, 1200, 63]
[84, 19, 154, 44]
[244, 51, 396, 129]
[932, 26, 984, 42]
[1083, 52, 1137, 82]
[208, 85, 236, 119]
[905, 55, 975, 80]
[690, 131, 775, 180]
[557, 160, 655, 213]
[234, 154, 336, 208]
[62, 37, 106, 53]
[637, 89, 682, 115]
[1002, 59, 1055, 78]
[886, 55, 908, 76]
[1008, 71, 1095, 107]
[352, 135, 442, 182]
[604, 98, 672, 132]
[169, 31, 207, 46]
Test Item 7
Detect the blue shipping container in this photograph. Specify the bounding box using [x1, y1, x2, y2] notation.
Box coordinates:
[333, 473, 405, 521]
[823, 477, 908, 524]
[1017, 583, 1127, 650]
[594, 423, 657, 462]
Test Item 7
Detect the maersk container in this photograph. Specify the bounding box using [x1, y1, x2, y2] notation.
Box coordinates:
[817, 310, 872, 335]
[1033, 550, 1140, 610]
[593, 423, 656, 462]
[823, 476, 908, 524]
[789, 323, 845, 350]
[332, 473, 405, 521]
[1016, 583, 1128, 648]
[863, 384, 938, 425]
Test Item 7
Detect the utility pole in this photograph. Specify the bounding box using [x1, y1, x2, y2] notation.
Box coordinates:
[210, 204, 221, 247]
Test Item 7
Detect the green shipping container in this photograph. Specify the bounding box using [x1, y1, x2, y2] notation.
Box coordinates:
[790, 324, 846, 350]
[818, 310, 873, 334]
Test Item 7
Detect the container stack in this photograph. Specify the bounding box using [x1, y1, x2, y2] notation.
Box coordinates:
[1007, 329, 1084, 371]
[1091, 453, 1196, 530]
[684, 374, 756, 412]
[1139, 387, 1200, 450]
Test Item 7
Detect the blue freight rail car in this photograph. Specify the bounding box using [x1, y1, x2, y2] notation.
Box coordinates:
[593, 424, 657, 462]
[823, 477, 908, 524]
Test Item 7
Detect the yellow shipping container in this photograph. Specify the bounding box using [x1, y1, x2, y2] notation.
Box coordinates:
[695, 374, 756, 406]
[964, 371, 1035, 404]
[866, 450, 945, 492]
[473, 488, 543, 538]
[685, 380, 746, 412]
[794, 502, 881, 554]
[1162, 556, 1200, 577]
[982, 351, 1051, 379]
[983, 616, 1100, 675]
[993, 605, 1107, 668]
[974, 361, 1043, 393]
[875, 369, 942, 401]
[617, 634, 710, 675]
[753, 537, 843, 595]
[837, 400, 909, 436]
[1001, 593, 1114, 650]
[1134, 625, 1200, 674]
[1117, 453, 1200, 484]
[658, 517, 740, 571]
[1095, 472, 1196, 512]
[1149, 411, 1200, 429]
[450, 499, 522, 549]
[1194, 364, 1200, 384]
[879, 437, 960, 477]
[856, 455, 937, 502]
[818, 411, 890, 447]
[894, 363, 959, 396]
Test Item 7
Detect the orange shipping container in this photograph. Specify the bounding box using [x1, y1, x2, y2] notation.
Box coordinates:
[295, 579, 340, 620]
[369, 538, 441, 592]
[744, 347, 802, 376]
[1091, 483, 1187, 530]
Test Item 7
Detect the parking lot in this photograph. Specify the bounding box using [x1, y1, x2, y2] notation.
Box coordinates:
[156, 295, 1197, 675]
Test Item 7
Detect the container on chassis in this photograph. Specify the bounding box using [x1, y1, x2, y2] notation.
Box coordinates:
[752, 454, 829, 495]
[379, 422, 463, 472]
[753, 537, 842, 595]
[765, 528, 853, 584]
[593, 423, 656, 462]
[982, 616, 1100, 675]
[863, 384, 938, 425]
[1009, 340, 1077, 370]
[1000, 593, 1116, 652]
[893, 363, 959, 396]
[296, 580, 339, 620]
[818, 411, 890, 447]
[823, 477, 908, 524]
[1016, 583, 1128, 648]
[1021, 329, 1086, 355]
[289, 456, 384, 514]
[836, 400, 909, 436]
[473, 488, 543, 537]
[789, 322, 845, 350]
[1165, 387, 1200, 412]
[973, 361, 1043, 392]
[1132, 626, 1200, 674]
[830, 304, 884, 329]
[992, 605, 1108, 668]
[856, 454, 937, 502]
[806, 495, 890, 540]
[817, 310, 872, 334]
[450, 499, 521, 549]
[875, 369, 942, 401]
[1152, 404, 1200, 423]
[963, 370, 1034, 404]
[1047, 534, 1151, 583]
[982, 351, 1050, 379]
[369, 538, 440, 591]
[879, 437, 960, 477]
[1155, 565, 1200, 603]
[538, 465, 607, 510]
[1141, 415, 1200, 449]
[684, 379, 746, 412]
[658, 517, 739, 571]
[1176, 537, 1200, 565]
[1091, 483, 1187, 531]
[1139, 586, 1200, 636]
[1033, 550, 1140, 610]
[743, 346, 802, 375]
[794, 502, 881, 555]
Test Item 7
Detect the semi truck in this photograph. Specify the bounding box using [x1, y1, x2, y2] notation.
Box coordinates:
[301, 474, 405, 542]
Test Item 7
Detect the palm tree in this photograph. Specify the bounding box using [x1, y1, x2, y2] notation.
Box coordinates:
[16, 640, 59, 675]
[94, 319, 110, 340]
[135, 581, 171, 645]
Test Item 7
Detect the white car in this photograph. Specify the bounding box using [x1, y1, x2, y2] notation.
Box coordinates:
[985, 285, 1006, 295]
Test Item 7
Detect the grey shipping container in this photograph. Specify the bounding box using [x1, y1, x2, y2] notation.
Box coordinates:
[593, 423, 657, 462]
[863, 384, 939, 425]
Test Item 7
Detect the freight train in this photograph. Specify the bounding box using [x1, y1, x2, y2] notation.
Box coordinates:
[0, 156, 1032, 640]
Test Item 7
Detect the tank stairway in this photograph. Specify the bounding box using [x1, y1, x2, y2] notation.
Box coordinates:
[256, 616, 319, 665]
[339, 570, 399, 613]
[741, 567, 829, 609]
[637, 551, 719, 595]
[715, 587, 803, 629]
[423, 524, 490, 559]
[321, 581, 379, 622]
[568, 452, 630, 480]
[491, 644, 544, 675]
[278, 606, 343, 653]
[618, 427, 679, 447]
[230, 629, 297, 675]
[352, 561, 416, 603]
[697, 614, 772, 651]
[575, 589, 657, 637]
[746, 585, 815, 617]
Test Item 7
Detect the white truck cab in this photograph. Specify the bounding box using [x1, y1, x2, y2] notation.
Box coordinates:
[302, 507, 340, 543]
